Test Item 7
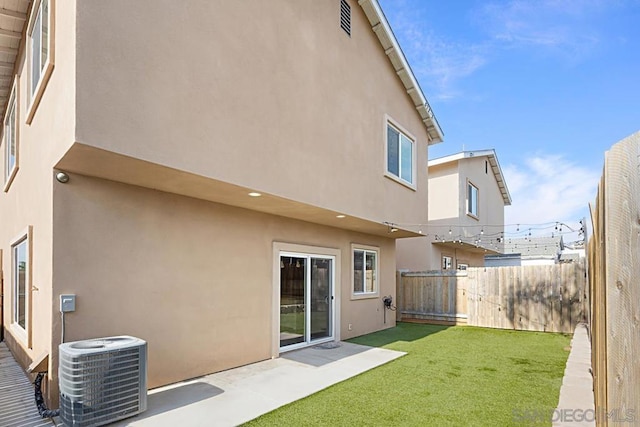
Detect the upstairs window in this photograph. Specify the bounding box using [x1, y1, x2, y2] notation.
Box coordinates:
[340, 0, 351, 36]
[467, 181, 479, 218]
[27, 0, 54, 123]
[386, 123, 415, 186]
[3, 80, 18, 190]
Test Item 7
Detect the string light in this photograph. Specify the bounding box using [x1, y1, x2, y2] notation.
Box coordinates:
[380, 219, 586, 252]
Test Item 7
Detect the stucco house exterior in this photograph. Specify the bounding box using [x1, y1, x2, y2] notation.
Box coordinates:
[397, 149, 510, 271]
[0, 0, 444, 406]
[488, 236, 564, 266]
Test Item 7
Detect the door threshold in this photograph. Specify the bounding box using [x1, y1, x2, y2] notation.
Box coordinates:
[279, 337, 335, 353]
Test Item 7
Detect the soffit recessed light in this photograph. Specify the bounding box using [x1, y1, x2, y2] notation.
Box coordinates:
[248, 192, 262, 197]
[336, 215, 346, 218]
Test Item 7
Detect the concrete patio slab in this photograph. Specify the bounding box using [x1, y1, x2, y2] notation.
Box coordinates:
[553, 323, 595, 427]
[106, 341, 405, 427]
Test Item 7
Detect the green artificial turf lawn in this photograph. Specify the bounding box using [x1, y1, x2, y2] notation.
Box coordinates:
[244, 323, 571, 427]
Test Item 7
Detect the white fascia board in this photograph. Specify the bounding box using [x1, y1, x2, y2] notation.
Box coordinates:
[359, 0, 444, 144]
[428, 149, 512, 205]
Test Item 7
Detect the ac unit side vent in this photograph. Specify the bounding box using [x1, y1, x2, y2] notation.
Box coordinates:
[59, 336, 147, 427]
[340, 0, 351, 36]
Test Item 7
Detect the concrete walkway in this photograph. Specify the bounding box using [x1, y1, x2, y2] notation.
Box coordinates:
[109, 341, 405, 427]
[553, 323, 595, 427]
[0, 342, 55, 427]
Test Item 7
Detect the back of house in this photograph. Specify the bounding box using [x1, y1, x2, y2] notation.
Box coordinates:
[0, 0, 443, 406]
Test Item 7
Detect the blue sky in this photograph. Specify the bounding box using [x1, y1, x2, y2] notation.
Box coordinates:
[378, 0, 640, 242]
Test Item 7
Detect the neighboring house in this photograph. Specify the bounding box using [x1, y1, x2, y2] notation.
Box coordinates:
[484, 253, 522, 267]
[0, 0, 444, 406]
[559, 240, 586, 263]
[496, 236, 564, 265]
[397, 149, 511, 271]
[486, 236, 584, 266]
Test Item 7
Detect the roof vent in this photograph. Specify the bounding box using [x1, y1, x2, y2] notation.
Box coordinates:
[340, 0, 351, 36]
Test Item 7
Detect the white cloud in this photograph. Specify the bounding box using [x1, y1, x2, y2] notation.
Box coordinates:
[386, 12, 489, 101]
[503, 154, 599, 237]
[475, 0, 604, 60]
[404, 30, 487, 101]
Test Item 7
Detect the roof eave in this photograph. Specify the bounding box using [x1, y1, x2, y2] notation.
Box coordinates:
[429, 149, 512, 205]
[358, 0, 444, 144]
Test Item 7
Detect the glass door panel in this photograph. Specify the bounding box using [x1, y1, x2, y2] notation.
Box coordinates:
[280, 256, 306, 347]
[310, 258, 332, 341]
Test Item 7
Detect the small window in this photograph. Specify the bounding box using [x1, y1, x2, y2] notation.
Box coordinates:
[12, 236, 28, 334]
[467, 181, 479, 218]
[386, 123, 414, 186]
[340, 0, 351, 36]
[27, 0, 54, 123]
[442, 256, 453, 270]
[353, 247, 378, 296]
[3, 79, 18, 190]
[458, 263, 468, 271]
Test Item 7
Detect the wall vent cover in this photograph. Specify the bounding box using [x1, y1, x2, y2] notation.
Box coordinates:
[340, 0, 351, 36]
[59, 336, 147, 427]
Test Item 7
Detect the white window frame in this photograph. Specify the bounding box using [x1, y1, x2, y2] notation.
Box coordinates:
[11, 227, 32, 347]
[351, 244, 379, 299]
[3, 77, 18, 191]
[467, 180, 479, 219]
[442, 255, 453, 270]
[26, 0, 55, 124]
[384, 117, 416, 190]
[271, 242, 341, 359]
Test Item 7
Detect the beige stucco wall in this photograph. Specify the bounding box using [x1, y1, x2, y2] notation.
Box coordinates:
[51, 175, 396, 392]
[3, 0, 427, 405]
[456, 156, 505, 238]
[73, 0, 430, 228]
[395, 236, 429, 271]
[0, 0, 76, 386]
[398, 156, 506, 271]
[428, 163, 460, 221]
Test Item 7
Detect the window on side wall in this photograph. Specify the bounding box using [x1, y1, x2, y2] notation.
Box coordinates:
[11, 229, 31, 346]
[3, 79, 18, 191]
[467, 181, 479, 218]
[442, 255, 453, 270]
[352, 246, 379, 298]
[27, 0, 54, 123]
[386, 122, 415, 187]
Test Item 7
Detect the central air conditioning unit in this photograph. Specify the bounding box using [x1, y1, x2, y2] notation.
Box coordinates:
[59, 336, 148, 427]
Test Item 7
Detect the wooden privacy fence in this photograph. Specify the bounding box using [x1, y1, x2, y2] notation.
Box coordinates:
[397, 262, 588, 333]
[588, 131, 640, 424]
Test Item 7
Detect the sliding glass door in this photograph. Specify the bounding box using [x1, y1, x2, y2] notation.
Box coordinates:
[280, 253, 334, 350]
[279, 256, 307, 347]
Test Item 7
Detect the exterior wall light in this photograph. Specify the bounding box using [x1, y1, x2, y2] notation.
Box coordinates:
[55, 172, 70, 183]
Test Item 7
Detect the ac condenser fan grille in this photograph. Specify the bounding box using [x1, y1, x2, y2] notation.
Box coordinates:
[59, 336, 147, 427]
